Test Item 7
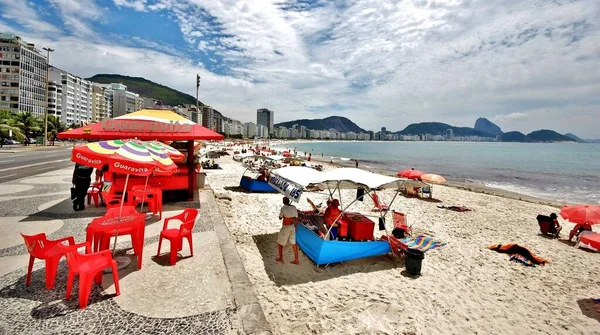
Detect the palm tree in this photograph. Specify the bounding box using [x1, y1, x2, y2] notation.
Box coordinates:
[13, 111, 41, 146]
[0, 110, 24, 146]
[46, 115, 66, 144]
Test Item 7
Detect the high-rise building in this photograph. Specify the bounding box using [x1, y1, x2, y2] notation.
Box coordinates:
[91, 85, 109, 122]
[256, 108, 274, 136]
[381, 127, 387, 134]
[0, 33, 48, 117]
[201, 106, 214, 129]
[243, 122, 257, 138]
[49, 66, 92, 125]
[106, 83, 141, 117]
[47, 81, 62, 118]
[445, 128, 454, 140]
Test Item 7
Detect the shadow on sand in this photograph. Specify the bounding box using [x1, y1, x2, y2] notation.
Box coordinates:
[577, 298, 600, 323]
[253, 232, 399, 286]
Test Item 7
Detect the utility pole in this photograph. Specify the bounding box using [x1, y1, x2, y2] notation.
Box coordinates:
[42, 47, 54, 146]
[196, 74, 201, 125]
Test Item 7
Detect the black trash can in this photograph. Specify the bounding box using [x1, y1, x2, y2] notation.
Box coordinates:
[405, 248, 425, 275]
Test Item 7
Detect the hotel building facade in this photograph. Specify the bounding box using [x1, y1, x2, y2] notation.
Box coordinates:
[0, 33, 48, 117]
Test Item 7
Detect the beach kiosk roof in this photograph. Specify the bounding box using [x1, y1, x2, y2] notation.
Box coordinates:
[57, 109, 224, 141]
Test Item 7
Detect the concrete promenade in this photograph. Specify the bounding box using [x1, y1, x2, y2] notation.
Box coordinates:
[0, 167, 270, 334]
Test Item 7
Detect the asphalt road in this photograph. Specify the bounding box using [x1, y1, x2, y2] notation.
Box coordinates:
[0, 147, 72, 184]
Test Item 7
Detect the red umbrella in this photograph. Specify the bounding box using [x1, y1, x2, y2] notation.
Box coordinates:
[398, 169, 424, 180]
[559, 204, 600, 224]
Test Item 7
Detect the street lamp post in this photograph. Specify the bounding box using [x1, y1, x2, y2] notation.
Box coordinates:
[43, 47, 54, 146]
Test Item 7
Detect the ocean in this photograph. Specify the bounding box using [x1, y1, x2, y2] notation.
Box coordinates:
[274, 141, 600, 205]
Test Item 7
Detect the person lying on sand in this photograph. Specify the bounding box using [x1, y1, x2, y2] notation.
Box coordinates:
[488, 244, 549, 265]
[437, 205, 472, 212]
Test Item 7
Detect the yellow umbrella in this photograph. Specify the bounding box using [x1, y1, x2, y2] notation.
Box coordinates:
[420, 173, 446, 184]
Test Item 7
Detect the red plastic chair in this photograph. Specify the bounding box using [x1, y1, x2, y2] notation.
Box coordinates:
[21, 233, 77, 289]
[156, 208, 199, 265]
[56, 242, 121, 309]
[370, 191, 389, 212]
[87, 182, 103, 207]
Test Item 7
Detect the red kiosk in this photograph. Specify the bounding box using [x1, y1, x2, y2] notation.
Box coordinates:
[58, 109, 224, 200]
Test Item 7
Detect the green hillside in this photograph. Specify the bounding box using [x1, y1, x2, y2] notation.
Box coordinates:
[526, 130, 575, 142]
[87, 74, 204, 106]
[275, 116, 368, 133]
[397, 122, 489, 137]
[500, 131, 526, 142]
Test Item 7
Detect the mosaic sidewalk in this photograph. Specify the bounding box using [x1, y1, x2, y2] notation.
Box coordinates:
[0, 168, 270, 335]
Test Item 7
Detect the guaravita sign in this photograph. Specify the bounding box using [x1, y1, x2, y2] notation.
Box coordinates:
[101, 119, 192, 133]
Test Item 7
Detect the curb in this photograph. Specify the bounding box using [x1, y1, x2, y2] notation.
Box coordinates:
[199, 189, 272, 335]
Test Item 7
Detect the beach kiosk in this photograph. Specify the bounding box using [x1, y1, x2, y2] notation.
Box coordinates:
[268, 166, 406, 265]
[57, 109, 224, 200]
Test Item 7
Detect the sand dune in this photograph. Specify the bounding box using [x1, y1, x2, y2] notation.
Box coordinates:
[209, 155, 599, 335]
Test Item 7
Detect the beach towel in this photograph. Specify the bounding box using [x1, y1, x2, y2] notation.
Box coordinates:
[437, 205, 472, 212]
[488, 244, 549, 265]
[509, 254, 536, 267]
[400, 234, 447, 253]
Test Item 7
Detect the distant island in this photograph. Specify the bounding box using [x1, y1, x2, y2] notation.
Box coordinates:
[276, 116, 579, 143]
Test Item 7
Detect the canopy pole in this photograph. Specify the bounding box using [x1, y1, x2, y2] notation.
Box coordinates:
[119, 174, 130, 220]
[139, 175, 149, 213]
[336, 181, 343, 209]
[187, 140, 194, 201]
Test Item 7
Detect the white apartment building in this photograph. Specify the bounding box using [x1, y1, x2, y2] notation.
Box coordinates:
[49, 66, 92, 125]
[108, 83, 141, 117]
[0, 33, 48, 117]
[243, 122, 257, 138]
[91, 85, 109, 122]
[47, 81, 61, 118]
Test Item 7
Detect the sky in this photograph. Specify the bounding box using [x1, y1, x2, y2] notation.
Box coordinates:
[1, 0, 599, 137]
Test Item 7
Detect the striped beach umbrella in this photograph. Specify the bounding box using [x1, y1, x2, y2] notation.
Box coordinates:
[108, 140, 176, 176]
[72, 140, 126, 168]
[148, 141, 186, 163]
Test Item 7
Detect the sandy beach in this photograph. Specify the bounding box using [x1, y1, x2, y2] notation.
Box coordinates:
[207, 152, 599, 334]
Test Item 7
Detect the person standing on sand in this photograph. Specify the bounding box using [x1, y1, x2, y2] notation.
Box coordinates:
[355, 160, 359, 168]
[276, 197, 300, 264]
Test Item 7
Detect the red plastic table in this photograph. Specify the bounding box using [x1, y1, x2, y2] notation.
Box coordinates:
[86, 206, 146, 269]
[131, 185, 163, 218]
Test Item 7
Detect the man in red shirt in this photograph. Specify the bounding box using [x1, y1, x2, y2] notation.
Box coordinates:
[276, 197, 299, 264]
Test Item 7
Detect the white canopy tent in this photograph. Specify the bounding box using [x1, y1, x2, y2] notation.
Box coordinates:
[269, 166, 407, 240]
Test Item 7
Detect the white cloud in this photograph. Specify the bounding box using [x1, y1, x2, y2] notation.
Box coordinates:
[113, 0, 148, 11]
[492, 112, 528, 123]
[47, 0, 104, 37]
[0, 0, 61, 34]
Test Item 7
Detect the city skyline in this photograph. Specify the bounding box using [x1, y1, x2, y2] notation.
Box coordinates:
[0, 1, 599, 137]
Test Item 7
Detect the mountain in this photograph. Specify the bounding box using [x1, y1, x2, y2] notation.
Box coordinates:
[87, 74, 204, 106]
[500, 131, 526, 142]
[396, 122, 489, 137]
[474, 117, 503, 135]
[526, 130, 575, 142]
[275, 116, 368, 133]
[564, 133, 586, 143]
